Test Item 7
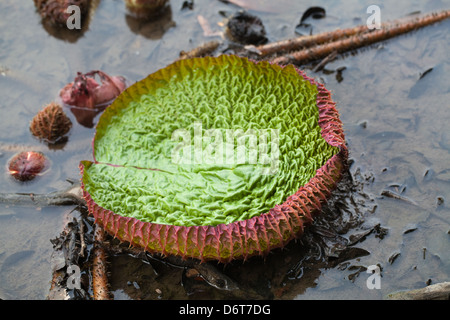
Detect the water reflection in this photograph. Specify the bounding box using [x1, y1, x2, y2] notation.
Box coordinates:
[34, 0, 101, 43]
[41, 22, 87, 43]
[68, 105, 105, 128]
[125, 5, 176, 40]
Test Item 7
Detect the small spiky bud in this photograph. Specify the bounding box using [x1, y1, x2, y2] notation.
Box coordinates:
[30, 102, 72, 144]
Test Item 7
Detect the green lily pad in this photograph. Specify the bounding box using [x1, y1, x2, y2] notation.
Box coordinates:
[80, 55, 347, 262]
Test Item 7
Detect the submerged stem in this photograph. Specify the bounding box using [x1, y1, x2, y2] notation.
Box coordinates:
[0, 181, 84, 207]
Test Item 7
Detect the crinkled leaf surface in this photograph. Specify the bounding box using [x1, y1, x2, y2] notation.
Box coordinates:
[82, 55, 339, 227]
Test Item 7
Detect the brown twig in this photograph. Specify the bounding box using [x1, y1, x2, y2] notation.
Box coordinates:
[0, 181, 84, 207]
[313, 50, 338, 72]
[381, 190, 419, 207]
[271, 10, 450, 65]
[178, 40, 221, 60]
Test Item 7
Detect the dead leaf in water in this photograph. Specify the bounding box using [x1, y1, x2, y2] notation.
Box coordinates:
[295, 6, 326, 36]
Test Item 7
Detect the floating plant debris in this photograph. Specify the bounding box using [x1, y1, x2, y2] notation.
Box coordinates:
[80, 55, 347, 262]
[30, 102, 72, 144]
[226, 11, 268, 45]
[300, 6, 326, 23]
[295, 6, 326, 36]
[60, 70, 127, 109]
[419, 67, 434, 80]
[181, 0, 194, 11]
[8, 151, 49, 182]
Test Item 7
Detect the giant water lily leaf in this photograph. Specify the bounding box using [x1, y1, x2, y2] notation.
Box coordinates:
[80, 55, 347, 262]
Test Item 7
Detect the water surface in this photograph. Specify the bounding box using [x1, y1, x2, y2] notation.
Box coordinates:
[0, 0, 449, 300]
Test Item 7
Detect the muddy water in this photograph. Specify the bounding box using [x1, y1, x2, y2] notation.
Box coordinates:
[0, 0, 449, 300]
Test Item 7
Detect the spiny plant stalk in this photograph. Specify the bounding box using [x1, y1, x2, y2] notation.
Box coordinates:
[271, 9, 450, 65]
[249, 24, 370, 57]
[250, 11, 448, 57]
[92, 225, 111, 300]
